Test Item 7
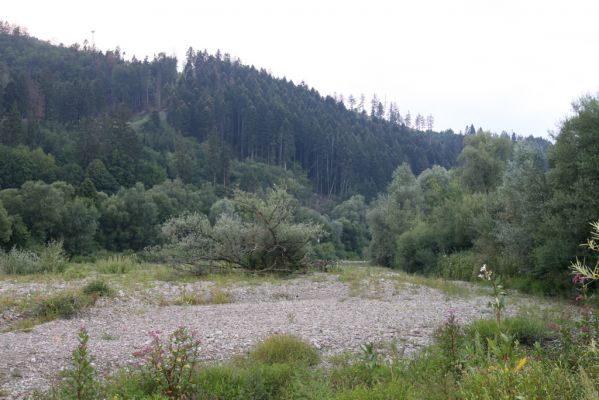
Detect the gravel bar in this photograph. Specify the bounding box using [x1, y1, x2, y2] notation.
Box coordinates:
[0, 274, 501, 399]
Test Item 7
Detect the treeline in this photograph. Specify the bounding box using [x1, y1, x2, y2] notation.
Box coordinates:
[0, 175, 370, 261]
[0, 24, 463, 198]
[366, 97, 599, 294]
[0, 179, 210, 255]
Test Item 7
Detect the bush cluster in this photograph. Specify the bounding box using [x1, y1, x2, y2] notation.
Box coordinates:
[0, 240, 67, 274]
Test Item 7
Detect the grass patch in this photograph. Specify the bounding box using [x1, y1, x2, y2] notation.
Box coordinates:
[106, 362, 312, 400]
[173, 290, 205, 306]
[390, 271, 483, 298]
[9, 291, 96, 331]
[209, 287, 232, 304]
[94, 255, 139, 274]
[101, 332, 118, 341]
[334, 263, 480, 298]
[82, 279, 114, 298]
[10, 318, 38, 332]
[0, 295, 22, 313]
[0, 258, 288, 291]
[336, 265, 388, 296]
[201, 269, 285, 287]
[2, 282, 114, 331]
[465, 316, 555, 346]
[248, 334, 320, 366]
[173, 286, 232, 306]
[32, 291, 95, 321]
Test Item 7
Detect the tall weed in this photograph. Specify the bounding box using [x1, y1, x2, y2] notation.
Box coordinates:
[94, 255, 138, 274]
[39, 240, 68, 273]
[0, 241, 67, 274]
[0, 247, 40, 274]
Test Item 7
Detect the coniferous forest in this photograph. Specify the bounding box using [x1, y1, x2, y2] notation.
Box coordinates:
[0, 21, 597, 295]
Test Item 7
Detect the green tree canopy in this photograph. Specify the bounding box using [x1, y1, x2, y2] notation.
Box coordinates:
[162, 188, 323, 273]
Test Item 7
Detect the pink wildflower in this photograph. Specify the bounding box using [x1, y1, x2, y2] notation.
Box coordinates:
[572, 273, 589, 285]
[149, 330, 162, 340]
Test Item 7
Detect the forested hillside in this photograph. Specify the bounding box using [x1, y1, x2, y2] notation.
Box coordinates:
[3, 21, 597, 297]
[0, 23, 463, 197]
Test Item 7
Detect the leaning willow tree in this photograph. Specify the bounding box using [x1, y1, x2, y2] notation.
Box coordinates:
[161, 188, 323, 274]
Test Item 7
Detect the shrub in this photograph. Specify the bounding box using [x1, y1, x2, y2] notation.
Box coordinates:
[434, 309, 465, 377]
[314, 242, 339, 261]
[132, 327, 200, 399]
[0, 247, 40, 274]
[503, 276, 546, 296]
[39, 240, 68, 273]
[437, 251, 481, 281]
[248, 334, 320, 366]
[82, 280, 113, 298]
[0, 241, 67, 274]
[161, 188, 323, 274]
[394, 222, 439, 274]
[33, 292, 94, 321]
[59, 328, 99, 400]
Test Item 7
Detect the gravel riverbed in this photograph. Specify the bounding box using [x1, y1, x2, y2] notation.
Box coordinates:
[0, 273, 512, 399]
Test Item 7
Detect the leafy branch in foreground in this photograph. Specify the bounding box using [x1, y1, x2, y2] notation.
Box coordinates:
[570, 220, 599, 290]
[161, 188, 322, 274]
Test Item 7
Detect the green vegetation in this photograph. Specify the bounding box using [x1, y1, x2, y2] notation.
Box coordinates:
[335, 263, 477, 298]
[465, 317, 554, 346]
[1, 19, 599, 399]
[1, 280, 114, 331]
[173, 287, 231, 306]
[31, 291, 95, 322]
[42, 310, 598, 400]
[82, 279, 113, 298]
[367, 103, 599, 294]
[0, 241, 67, 274]
[248, 334, 320, 366]
[58, 328, 99, 400]
[162, 188, 323, 273]
[1, 22, 597, 298]
[93, 255, 139, 274]
[0, 23, 461, 263]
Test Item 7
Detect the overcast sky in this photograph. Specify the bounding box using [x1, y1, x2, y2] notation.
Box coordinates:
[4, 0, 599, 137]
